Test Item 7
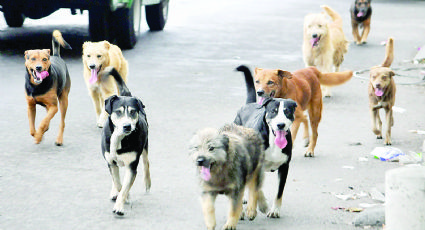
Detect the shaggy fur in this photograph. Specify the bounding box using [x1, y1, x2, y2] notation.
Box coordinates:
[368, 38, 395, 145]
[82, 41, 129, 127]
[303, 5, 349, 97]
[189, 124, 267, 230]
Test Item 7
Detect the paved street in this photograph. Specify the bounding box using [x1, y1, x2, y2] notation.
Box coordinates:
[1, 0, 425, 229]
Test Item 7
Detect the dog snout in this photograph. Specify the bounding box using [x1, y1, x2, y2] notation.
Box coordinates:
[375, 83, 381, 89]
[257, 90, 265, 97]
[312, 33, 318, 38]
[123, 123, 132, 133]
[277, 123, 285, 130]
[89, 64, 96, 70]
[35, 65, 43, 71]
[196, 156, 207, 166]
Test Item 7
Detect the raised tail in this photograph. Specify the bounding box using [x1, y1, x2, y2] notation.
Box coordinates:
[236, 65, 257, 104]
[52, 30, 72, 57]
[381, 37, 394, 67]
[103, 67, 132, 97]
[321, 5, 343, 27]
[318, 70, 353, 86]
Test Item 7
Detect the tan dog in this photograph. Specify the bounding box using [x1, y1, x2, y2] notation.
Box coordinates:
[24, 30, 71, 145]
[303, 5, 349, 97]
[82, 41, 129, 127]
[254, 67, 353, 157]
[368, 38, 395, 145]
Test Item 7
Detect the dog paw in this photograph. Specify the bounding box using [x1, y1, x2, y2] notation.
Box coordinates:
[113, 203, 125, 216]
[266, 208, 280, 218]
[245, 208, 257, 221]
[239, 210, 245, 220]
[385, 139, 392, 145]
[34, 132, 43, 144]
[377, 135, 383, 139]
[222, 223, 236, 230]
[304, 151, 314, 157]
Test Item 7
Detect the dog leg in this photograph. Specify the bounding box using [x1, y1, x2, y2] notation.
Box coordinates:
[55, 92, 69, 146]
[352, 23, 361, 45]
[384, 107, 393, 145]
[257, 189, 268, 214]
[142, 149, 151, 192]
[360, 20, 371, 44]
[201, 192, 217, 230]
[223, 190, 244, 230]
[371, 108, 382, 139]
[109, 164, 122, 200]
[113, 166, 137, 216]
[89, 90, 103, 127]
[301, 113, 310, 147]
[267, 163, 289, 218]
[26, 98, 36, 137]
[305, 104, 321, 157]
[245, 172, 260, 220]
[34, 104, 58, 144]
[291, 109, 304, 143]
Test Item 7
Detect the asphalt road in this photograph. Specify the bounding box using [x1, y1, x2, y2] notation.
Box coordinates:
[1, 0, 425, 229]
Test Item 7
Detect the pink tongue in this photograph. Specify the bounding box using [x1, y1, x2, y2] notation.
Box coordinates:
[89, 69, 98, 84]
[310, 37, 319, 48]
[375, 88, 384, 97]
[200, 166, 211, 181]
[357, 11, 364, 17]
[36, 71, 49, 80]
[258, 97, 265, 105]
[274, 130, 288, 149]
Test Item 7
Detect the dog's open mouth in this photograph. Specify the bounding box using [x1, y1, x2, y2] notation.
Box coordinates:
[258, 91, 275, 105]
[31, 69, 49, 84]
[310, 36, 321, 48]
[374, 87, 384, 97]
[197, 160, 214, 181]
[272, 129, 288, 149]
[89, 65, 102, 84]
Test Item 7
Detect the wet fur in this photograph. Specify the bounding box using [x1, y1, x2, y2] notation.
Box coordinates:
[303, 5, 349, 97]
[82, 41, 129, 127]
[350, 0, 372, 45]
[368, 38, 395, 145]
[189, 124, 267, 230]
[24, 30, 71, 145]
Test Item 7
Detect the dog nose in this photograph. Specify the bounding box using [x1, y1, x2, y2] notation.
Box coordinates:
[35, 65, 42, 71]
[277, 123, 285, 130]
[312, 34, 318, 38]
[123, 124, 131, 132]
[257, 90, 265, 97]
[197, 156, 206, 166]
[375, 83, 381, 88]
[89, 64, 96, 70]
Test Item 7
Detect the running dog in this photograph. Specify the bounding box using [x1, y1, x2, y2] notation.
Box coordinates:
[24, 30, 71, 145]
[351, 0, 372, 45]
[369, 38, 395, 145]
[100, 67, 150, 216]
[233, 73, 297, 218]
[82, 41, 129, 127]
[303, 5, 349, 97]
[189, 124, 267, 230]
[236, 65, 352, 157]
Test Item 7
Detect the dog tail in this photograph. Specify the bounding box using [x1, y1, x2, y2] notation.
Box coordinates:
[321, 5, 343, 27]
[236, 65, 257, 104]
[318, 69, 353, 86]
[381, 37, 394, 67]
[104, 67, 132, 97]
[52, 30, 72, 57]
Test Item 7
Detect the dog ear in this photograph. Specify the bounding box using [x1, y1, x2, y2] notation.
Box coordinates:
[104, 95, 119, 114]
[388, 71, 395, 78]
[286, 99, 298, 113]
[136, 98, 146, 112]
[277, 70, 292, 79]
[261, 97, 274, 107]
[24, 50, 29, 59]
[254, 67, 263, 75]
[219, 134, 230, 152]
[43, 49, 51, 56]
[103, 41, 111, 50]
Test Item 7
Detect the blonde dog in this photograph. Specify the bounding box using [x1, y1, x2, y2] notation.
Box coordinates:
[82, 41, 129, 127]
[303, 5, 349, 97]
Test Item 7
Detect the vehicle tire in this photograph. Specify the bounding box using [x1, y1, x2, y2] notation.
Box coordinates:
[3, 5, 25, 27]
[89, 7, 113, 42]
[145, 0, 169, 31]
[114, 0, 142, 49]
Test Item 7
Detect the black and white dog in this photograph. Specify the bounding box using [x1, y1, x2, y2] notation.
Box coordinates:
[234, 65, 297, 218]
[101, 67, 150, 216]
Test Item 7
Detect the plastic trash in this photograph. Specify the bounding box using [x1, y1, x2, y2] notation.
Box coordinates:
[370, 147, 405, 162]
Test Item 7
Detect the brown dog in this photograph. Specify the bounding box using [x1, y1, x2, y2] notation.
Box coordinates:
[368, 37, 395, 145]
[24, 30, 71, 145]
[253, 67, 353, 157]
[350, 0, 372, 45]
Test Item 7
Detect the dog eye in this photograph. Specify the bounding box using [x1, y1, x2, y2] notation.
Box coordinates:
[382, 76, 387, 80]
[267, 81, 274, 85]
[87, 55, 91, 58]
[255, 80, 260, 84]
[115, 110, 122, 115]
[31, 57, 36, 61]
[97, 55, 101, 58]
[42, 58, 48, 61]
[318, 24, 322, 28]
[208, 146, 215, 151]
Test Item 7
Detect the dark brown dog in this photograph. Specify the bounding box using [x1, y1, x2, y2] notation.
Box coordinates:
[24, 30, 71, 145]
[240, 66, 352, 157]
[351, 0, 372, 45]
[368, 37, 395, 145]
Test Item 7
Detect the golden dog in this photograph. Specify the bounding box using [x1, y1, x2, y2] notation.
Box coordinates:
[82, 41, 128, 127]
[303, 5, 349, 97]
[368, 38, 395, 145]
